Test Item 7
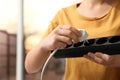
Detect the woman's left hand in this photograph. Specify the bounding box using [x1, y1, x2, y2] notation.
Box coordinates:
[84, 52, 120, 67]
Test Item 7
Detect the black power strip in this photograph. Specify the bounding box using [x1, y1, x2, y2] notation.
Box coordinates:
[53, 35, 120, 58]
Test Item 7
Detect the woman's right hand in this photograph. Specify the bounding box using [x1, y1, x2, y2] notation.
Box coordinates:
[25, 25, 82, 73]
[41, 25, 82, 51]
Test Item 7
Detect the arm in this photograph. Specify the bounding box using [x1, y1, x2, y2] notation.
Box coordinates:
[25, 25, 82, 73]
[25, 40, 50, 73]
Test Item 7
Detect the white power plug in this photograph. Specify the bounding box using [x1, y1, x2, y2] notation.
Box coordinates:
[78, 29, 88, 42]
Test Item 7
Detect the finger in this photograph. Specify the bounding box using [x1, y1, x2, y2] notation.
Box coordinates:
[57, 25, 80, 43]
[83, 54, 96, 63]
[95, 52, 111, 62]
[94, 52, 114, 66]
[86, 52, 104, 64]
[83, 52, 97, 63]
[69, 26, 82, 37]
[65, 29, 80, 43]
[57, 35, 73, 45]
[88, 53, 104, 64]
[55, 41, 67, 49]
[61, 25, 82, 37]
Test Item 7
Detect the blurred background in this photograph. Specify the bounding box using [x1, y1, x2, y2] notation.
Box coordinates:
[0, 0, 80, 80]
[0, 0, 18, 80]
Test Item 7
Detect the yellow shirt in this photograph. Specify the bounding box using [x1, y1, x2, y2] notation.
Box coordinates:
[43, 0, 120, 80]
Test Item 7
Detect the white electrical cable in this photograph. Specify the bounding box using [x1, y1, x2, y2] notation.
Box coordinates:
[40, 49, 58, 80]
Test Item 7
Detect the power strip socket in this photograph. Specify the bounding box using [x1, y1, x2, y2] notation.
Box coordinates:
[53, 35, 120, 58]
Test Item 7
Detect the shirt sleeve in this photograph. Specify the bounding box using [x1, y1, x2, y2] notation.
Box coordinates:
[41, 9, 63, 39]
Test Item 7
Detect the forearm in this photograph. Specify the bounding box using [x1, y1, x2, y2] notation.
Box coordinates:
[25, 42, 50, 73]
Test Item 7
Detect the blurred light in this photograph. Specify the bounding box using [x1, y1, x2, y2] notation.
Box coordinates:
[25, 34, 42, 52]
[24, 0, 81, 50]
[24, 0, 80, 34]
[0, 0, 18, 34]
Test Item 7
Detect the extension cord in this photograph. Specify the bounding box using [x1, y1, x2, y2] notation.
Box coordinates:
[53, 35, 120, 58]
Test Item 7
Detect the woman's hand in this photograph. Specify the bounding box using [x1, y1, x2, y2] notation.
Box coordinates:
[41, 25, 82, 51]
[25, 25, 81, 73]
[84, 52, 120, 67]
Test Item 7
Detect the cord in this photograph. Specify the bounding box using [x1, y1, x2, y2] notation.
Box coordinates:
[40, 49, 58, 80]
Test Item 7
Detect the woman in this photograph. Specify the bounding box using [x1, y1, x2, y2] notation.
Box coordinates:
[25, 0, 120, 80]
